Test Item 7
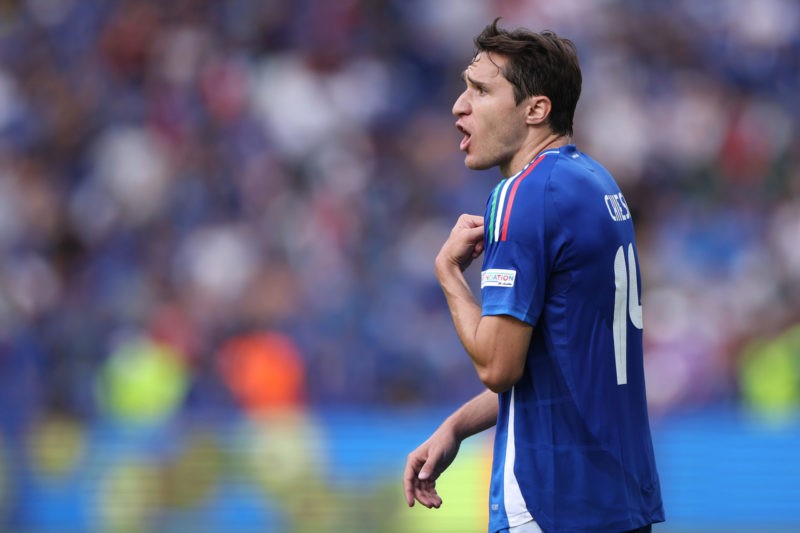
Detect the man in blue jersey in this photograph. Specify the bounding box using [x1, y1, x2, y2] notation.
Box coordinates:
[403, 19, 665, 533]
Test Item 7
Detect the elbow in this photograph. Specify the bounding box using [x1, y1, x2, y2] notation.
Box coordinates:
[477, 366, 522, 394]
[483, 380, 513, 394]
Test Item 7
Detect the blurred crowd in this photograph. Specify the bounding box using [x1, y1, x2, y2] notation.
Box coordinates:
[0, 0, 798, 433]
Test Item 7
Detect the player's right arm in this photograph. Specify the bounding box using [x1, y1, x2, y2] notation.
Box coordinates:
[404, 389, 498, 508]
[434, 214, 532, 392]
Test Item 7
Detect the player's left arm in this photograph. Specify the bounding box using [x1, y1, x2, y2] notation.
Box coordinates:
[435, 214, 532, 393]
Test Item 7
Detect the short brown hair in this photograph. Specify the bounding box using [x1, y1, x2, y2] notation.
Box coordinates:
[474, 18, 582, 136]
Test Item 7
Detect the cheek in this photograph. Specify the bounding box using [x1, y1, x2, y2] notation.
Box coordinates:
[472, 100, 524, 152]
[484, 113, 523, 149]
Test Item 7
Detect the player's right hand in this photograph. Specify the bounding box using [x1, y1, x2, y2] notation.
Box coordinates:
[436, 214, 485, 273]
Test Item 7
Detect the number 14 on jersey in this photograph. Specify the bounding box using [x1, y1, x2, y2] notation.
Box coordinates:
[613, 243, 643, 385]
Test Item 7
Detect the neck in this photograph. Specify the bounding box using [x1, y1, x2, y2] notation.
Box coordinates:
[500, 132, 569, 178]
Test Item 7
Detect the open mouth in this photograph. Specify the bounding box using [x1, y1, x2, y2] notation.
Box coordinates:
[456, 124, 471, 151]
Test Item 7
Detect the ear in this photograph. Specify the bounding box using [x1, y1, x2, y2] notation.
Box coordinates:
[525, 96, 551, 126]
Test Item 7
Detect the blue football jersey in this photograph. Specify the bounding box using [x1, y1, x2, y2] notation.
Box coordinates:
[481, 145, 664, 533]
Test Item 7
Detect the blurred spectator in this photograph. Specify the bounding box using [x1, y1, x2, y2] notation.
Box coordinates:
[94, 332, 189, 425]
[217, 331, 306, 412]
[739, 323, 800, 421]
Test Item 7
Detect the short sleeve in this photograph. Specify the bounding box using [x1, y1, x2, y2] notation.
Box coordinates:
[480, 161, 553, 326]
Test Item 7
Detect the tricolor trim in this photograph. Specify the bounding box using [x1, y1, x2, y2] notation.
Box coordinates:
[488, 150, 557, 243]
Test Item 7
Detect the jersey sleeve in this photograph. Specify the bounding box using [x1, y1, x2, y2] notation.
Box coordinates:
[480, 159, 556, 326]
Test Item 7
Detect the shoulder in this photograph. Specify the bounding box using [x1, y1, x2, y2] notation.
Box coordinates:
[544, 148, 622, 216]
[502, 148, 582, 217]
[485, 152, 560, 244]
[510, 146, 603, 201]
[504, 149, 561, 204]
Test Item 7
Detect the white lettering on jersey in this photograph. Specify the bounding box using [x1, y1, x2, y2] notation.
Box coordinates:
[604, 193, 631, 222]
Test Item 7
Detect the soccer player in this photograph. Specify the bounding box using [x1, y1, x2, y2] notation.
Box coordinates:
[403, 19, 665, 533]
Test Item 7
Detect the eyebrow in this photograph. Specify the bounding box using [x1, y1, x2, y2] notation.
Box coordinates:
[461, 71, 488, 92]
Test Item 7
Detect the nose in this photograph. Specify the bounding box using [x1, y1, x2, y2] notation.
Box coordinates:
[452, 90, 469, 117]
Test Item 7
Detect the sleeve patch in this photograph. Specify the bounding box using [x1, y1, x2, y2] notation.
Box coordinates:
[481, 269, 517, 288]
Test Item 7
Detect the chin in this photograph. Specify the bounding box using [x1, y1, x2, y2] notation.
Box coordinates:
[464, 157, 494, 171]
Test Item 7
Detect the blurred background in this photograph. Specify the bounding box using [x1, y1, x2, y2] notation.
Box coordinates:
[0, 0, 798, 531]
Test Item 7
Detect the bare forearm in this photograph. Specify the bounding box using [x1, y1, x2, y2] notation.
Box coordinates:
[440, 389, 498, 441]
[435, 257, 483, 359]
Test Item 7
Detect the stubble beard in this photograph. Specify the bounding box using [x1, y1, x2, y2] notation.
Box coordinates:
[464, 146, 511, 172]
